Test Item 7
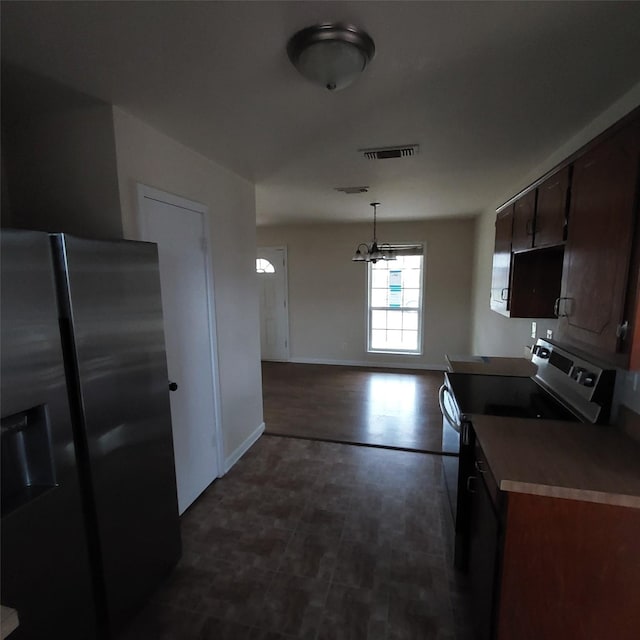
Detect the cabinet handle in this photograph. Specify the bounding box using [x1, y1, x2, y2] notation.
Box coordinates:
[525, 219, 535, 236]
[466, 476, 477, 493]
[439, 385, 461, 431]
[554, 297, 571, 317]
[475, 460, 485, 474]
[462, 423, 471, 447]
[616, 321, 629, 340]
[501, 287, 509, 301]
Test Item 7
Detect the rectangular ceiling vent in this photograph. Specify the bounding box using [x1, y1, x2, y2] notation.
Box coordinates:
[360, 144, 419, 160]
[334, 186, 369, 194]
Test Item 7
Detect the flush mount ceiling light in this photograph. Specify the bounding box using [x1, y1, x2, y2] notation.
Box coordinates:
[287, 23, 375, 91]
[352, 202, 397, 264]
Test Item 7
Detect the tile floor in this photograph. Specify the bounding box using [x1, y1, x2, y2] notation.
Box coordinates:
[117, 435, 473, 640]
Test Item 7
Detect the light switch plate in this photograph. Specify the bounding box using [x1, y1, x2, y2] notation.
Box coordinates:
[531, 322, 537, 339]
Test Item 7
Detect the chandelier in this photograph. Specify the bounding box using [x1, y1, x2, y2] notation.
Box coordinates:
[352, 202, 397, 263]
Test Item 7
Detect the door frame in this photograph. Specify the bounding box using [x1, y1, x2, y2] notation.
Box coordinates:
[136, 183, 225, 477]
[257, 245, 290, 361]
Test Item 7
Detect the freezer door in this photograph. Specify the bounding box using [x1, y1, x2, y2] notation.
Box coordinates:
[1, 230, 97, 639]
[53, 234, 181, 632]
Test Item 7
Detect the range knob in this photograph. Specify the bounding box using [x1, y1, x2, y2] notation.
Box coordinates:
[571, 367, 585, 382]
[582, 372, 596, 387]
[537, 347, 550, 359]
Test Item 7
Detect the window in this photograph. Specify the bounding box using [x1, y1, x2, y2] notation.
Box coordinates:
[256, 258, 275, 273]
[368, 250, 423, 354]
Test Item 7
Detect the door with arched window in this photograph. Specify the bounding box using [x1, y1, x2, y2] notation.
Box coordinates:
[256, 246, 289, 361]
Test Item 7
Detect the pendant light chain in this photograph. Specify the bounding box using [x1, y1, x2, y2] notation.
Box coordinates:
[372, 202, 378, 244]
[351, 201, 396, 263]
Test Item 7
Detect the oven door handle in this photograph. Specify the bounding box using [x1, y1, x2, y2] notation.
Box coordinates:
[439, 384, 461, 433]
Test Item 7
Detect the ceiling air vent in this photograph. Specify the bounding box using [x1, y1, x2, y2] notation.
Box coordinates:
[334, 186, 369, 194]
[360, 144, 419, 160]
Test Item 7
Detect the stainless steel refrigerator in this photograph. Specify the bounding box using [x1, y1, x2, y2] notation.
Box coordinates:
[1, 230, 181, 638]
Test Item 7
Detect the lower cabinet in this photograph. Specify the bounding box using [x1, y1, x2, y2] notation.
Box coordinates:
[465, 450, 640, 640]
[496, 493, 640, 640]
[468, 465, 500, 640]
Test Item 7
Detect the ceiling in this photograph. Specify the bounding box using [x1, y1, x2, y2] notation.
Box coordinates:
[2, 1, 640, 226]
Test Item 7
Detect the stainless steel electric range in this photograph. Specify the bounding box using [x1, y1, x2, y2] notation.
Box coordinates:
[439, 338, 616, 569]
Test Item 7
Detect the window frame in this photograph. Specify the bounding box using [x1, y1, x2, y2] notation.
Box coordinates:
[256, 258, 276, 273]
[366, 246, 425, 356]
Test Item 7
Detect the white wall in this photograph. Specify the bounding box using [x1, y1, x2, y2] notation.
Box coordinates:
[112, 107, 263, 463]
[257, 217, 475, 369]
[471, 81, 640, 358]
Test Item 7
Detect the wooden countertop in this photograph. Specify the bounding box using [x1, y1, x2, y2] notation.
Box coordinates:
[472, 415, 640, 509]
[446, 355, 537, 377]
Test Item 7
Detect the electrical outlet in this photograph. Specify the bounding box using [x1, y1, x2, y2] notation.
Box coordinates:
[531, 322, 537, 339]
[546, 329, 553, 339]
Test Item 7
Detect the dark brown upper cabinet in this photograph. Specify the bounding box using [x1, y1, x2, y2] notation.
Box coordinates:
[511, 190, 536, 252]
[557, 120, 640, 363]
[512, 168, 568, 253]
[490, 108, 640, 360]
[491, 198, 563, 319]
[533, 167, 569, 249]
[509, 247, 563, 319]
[490, 206, 513, 315]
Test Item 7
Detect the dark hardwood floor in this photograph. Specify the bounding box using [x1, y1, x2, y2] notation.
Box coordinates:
[262, 363, 454, 454]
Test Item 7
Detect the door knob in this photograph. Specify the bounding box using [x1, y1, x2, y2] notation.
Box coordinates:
[168, 381, 178, 391]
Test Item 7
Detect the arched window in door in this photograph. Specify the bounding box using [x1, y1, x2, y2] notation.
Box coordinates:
[256, 258, 275, 273]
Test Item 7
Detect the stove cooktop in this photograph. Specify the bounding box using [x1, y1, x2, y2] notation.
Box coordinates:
[446, 339, 616, 425]
[445, 373, 579, 422]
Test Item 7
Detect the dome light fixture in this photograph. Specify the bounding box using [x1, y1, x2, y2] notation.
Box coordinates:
[287, 23, 375, 91]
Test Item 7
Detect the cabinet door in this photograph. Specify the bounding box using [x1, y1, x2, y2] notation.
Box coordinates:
[497, 493, 640, 640]
[534, 167, 569, 248]
[511, 190, 536, 252]
[468, 472, 500, 640]
[490, 206, 513, 315]
[509, 247, 564, 318]
[559, 122, 640, 356]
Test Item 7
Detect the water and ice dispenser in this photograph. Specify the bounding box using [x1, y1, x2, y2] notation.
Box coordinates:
[1, 404, 57, 517]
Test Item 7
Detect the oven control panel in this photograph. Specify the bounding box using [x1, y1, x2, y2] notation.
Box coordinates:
[531, 339, 616, 424]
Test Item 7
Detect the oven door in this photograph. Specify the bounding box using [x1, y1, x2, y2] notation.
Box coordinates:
[439, 382, 461, 435]
[439, 380, 462, 545]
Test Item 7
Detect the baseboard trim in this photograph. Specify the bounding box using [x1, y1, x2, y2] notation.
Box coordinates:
[286, 357, 447, 371]
[223, 422, 265, 474]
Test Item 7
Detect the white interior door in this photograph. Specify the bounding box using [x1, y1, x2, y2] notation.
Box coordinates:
[137, 185, 221, 514]
[257, 246, 289, 361]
